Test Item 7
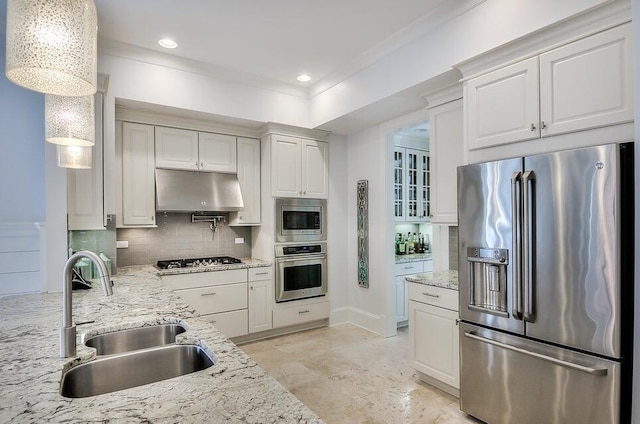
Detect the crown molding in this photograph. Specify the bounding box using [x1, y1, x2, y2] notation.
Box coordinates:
[259, 122, 330, 141]
[455, 0, 631, 80]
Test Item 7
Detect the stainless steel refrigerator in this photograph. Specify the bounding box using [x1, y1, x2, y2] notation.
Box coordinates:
[457, 142, 633, 424]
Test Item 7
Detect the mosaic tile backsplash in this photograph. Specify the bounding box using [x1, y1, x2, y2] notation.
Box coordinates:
[116, 213, 252, 267]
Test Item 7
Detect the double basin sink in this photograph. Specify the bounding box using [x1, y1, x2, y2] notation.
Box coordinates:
[60, 323, 216, 398]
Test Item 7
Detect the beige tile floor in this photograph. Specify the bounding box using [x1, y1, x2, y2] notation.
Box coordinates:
[240, 324, 482, 424]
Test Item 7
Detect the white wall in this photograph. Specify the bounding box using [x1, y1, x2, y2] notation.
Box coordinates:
[0, 1, 45, 223]
[309, 0, 612, 128]
[0, 0, 48, 295]
[327, 134, 349, 324]
[345, 126, 388, 334]
[98, 54, 311, 128]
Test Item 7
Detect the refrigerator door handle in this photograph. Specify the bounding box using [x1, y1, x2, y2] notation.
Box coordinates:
[463, 331, 608, 376]
[510, 172, 523, 320]
[522, 170, 535, 322]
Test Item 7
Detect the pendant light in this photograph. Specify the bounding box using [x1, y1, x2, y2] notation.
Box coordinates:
[45, 94, 95, 146]
[5, 0, 98, 96]
[56, 145, 92, 169]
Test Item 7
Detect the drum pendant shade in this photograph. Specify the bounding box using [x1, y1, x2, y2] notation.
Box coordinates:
[5, 0, 98, 96]
[56, 145, 92, 169]
[45, 94, 95, 146]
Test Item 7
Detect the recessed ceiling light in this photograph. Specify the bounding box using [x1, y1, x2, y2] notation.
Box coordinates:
[297, 74, 311, 82]
[158, 38, 178, 49]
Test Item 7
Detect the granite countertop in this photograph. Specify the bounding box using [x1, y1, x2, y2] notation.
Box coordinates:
[155, 258, 272, 276]
[0, 265, 321, 423]
[404, 270, 458, 290]
[395, 253, 432, 263]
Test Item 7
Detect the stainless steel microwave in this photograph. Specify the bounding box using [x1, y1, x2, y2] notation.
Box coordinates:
[275, 198, 327, 242]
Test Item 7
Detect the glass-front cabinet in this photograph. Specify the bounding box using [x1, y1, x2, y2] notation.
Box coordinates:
[394, 147, 430, 222]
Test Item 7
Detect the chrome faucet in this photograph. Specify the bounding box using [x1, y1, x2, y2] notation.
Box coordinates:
[60, 250, 113, 358]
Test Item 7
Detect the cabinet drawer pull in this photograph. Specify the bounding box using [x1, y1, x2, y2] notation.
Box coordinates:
[423, 292, 440, 298]
[255, 271, 269, 276]
[530, 123, 536, 131]
[200, 292, 217, 297]
[541, 121, 547, 129]
[298, 309, 310, 314]
[404, 266, 414, 270]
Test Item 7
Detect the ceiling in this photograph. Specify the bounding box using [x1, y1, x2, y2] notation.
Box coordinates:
[94, 0, 454, 98]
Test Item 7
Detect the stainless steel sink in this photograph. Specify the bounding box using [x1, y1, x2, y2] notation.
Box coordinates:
[60, 344, 216, 398]
[84, 323, 187, 355]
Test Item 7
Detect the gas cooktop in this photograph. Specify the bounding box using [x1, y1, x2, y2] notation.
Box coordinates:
[156, 256, 242, 270]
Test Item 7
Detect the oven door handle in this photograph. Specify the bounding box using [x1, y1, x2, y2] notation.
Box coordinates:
[276, 254, 327, 263]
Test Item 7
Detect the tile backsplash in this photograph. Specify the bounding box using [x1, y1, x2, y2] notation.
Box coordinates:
[68, 214, 118, 275]
[448, 226, 459, 271]
[116, 213, 252, 266]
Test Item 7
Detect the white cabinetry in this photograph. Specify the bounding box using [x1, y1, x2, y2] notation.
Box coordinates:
[273, 298, 329, 328]
[408, 283, 459, 396]
[154, 126, 199, 170]
[120, 122, 156, 226]
[395, 260, 433, 324]
[248, 267, 273, 333]
[394, 148, 429, 222]
[466, 23, 633, 151]
[229, 137, 261, 225]
[155, 126, 237, 173]
[161, 269, 249, 338]
[428, 98, 463, 224]
[271, 134, 328, 199]
[67, 92, 104, 230]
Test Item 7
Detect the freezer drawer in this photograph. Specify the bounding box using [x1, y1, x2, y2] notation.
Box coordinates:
[459, 322, 621, 424]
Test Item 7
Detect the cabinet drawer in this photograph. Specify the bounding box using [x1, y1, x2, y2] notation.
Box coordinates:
[249, 267, 272, 281]
[201, 309, 248, 338]
[176, 283, 247, 314]
[273, 301, 329, 328]
[162, 269, 247, 290]
[408, 283, 458, 311]
[395, 262, 423, 276]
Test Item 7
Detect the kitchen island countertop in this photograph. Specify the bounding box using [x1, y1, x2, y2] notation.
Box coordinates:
[0, 265, 321, 423]
[404, 270, 458, 290]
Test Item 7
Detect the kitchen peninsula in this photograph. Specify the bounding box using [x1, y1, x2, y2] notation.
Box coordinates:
[0, 266, 322, 423]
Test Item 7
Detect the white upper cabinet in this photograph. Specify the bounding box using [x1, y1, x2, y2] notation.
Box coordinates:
[272, 134, 328, 199]
[198, 132, 237, 173]
[155, 126, 237, 173]
[394, 147, 429, 222]
[466, 57, 539, 150]
[154, 126, 199, 170]
[229, 137, 261, 225]
[68, 93, 105, 230]
[465, 23, 633, 151]
[539, 23, 633, 137]
[429, 98, 463, 225]
[120, 122, 156, 226]
[301, 139, 329, 198]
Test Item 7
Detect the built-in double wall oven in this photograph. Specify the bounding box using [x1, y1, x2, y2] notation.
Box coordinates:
[274, 198, 327, 303]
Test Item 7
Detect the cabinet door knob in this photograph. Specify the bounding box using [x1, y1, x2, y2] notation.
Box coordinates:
[541, 121, 547, 129]
[200, 161, 204, 167]
[530, 123, 536, 131]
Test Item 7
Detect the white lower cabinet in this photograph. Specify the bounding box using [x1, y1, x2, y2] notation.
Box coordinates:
[395, 260, 433, 324]
[273, 299, 329, 328]
[408, 283, 459, 396]
[161, 269, 249, 338]
[248, 267, 273, 333]
[200, 309, 248, 339]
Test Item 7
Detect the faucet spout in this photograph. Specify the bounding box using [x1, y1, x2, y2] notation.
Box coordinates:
[60, 250, 113, 358]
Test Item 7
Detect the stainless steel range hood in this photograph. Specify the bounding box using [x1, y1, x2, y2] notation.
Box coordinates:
[155, 169, 244, 212]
